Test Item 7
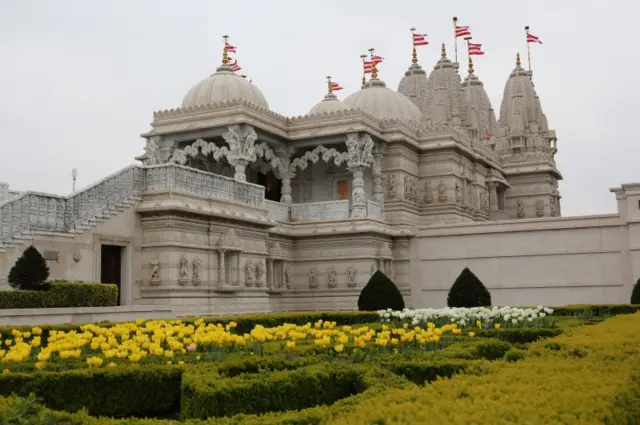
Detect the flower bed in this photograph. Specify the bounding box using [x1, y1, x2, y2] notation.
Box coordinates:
[0, 308, 638, 423]
[378, 306, 555, 328]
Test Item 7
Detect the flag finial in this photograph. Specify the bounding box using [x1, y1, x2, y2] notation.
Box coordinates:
[441, 43, 447, 57]
[327, 76, 333, 93]
[360, 54, 368, 89]
[468, 56, 474, 75]
[369, 48, 378, 79]
[222, 35, 230, 65]
[410, 27, 417, 64]
[516, 52, 521, 67]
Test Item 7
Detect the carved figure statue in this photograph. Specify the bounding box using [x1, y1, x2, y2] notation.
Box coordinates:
[284, 267, 292, 289]
[193, 257, 202, 282]
[410, 178, 419, 202]
[347, 266, 356, 287]
[404, 176, 412, 200]
[144, 138, 163, 165]
[328, 267, 337, 288]
[550, 197, 557, 217]
[370, 263, 376, 277]
[256, 261, 265, 285]
[179, 255, 189, 280]
[245, 261, 255, 285]
[455, 182, 461, 203]
[438, 180, 447, 202]
[536, 199, 545, 217]
[386, 174, 397, 198]
[309, 268, 318, 289]
[425, 180, 433, 204]
[517, 200, 525, 218]
[149, 257, 160, 280]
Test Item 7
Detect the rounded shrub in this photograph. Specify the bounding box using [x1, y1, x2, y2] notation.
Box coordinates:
[8, 245, 49, 290]
[358, 271, 405, 311]
[447, 267, 491, 308]
[631, 278, 640, 304]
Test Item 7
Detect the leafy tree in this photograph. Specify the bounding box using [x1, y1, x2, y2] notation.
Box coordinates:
[358, 270, 405, 311]
[447, 267, 491, 308]
[631, 278, 640, 305]
[8, 245, 50, 290]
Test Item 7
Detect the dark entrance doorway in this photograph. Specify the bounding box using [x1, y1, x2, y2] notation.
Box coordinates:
[256, 172, 282, 202]
[100, 245, 123, 306]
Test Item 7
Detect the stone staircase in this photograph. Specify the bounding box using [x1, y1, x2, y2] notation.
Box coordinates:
[0, 165, 144, 253]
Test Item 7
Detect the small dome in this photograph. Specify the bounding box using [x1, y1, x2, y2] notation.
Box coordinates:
[181, 63, 269, 109]
[308, 92, 345, 115]
[398, 62, 428, 114]
[343, 78, 422, 122]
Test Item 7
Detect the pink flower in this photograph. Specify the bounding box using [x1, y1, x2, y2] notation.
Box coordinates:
[187, 343, 196, 353]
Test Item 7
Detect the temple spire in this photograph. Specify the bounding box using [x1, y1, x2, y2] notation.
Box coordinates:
[441, 42, 447, 58]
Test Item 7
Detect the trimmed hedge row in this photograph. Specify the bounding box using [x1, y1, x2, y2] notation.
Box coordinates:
[550, 303, 640, 316]
[0, 281, 118, 309]
[0, 327, 561, 421]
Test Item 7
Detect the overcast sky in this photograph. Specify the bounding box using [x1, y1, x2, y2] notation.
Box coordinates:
[0, 0, 635, 217]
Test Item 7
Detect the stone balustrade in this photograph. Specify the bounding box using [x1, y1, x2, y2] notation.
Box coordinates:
[0, 164, 266, 246]
[366, 200, 383, 220]
[267, 199, 386, 223]
[265, 200, 290, 222]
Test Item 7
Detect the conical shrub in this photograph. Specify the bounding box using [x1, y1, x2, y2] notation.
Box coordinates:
[8, 245, 50, 290]
[358, 270, 405, 311]
[632, 278, 640, 305]
[447, 267, 491, 308]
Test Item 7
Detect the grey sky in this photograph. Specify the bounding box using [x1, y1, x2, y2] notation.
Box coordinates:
[0, 0, 634, 217]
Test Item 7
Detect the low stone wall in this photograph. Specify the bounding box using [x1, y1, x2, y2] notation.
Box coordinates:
[0, 305, 175, 326]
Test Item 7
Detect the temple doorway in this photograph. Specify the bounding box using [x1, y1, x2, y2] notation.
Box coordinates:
[100, 245, 122, 306]
[257, 172, 282, 202]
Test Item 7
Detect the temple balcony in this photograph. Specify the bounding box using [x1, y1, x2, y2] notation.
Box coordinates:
[266, 199, 383, 222]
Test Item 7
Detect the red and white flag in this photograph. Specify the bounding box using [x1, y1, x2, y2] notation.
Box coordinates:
[330, 82, 343, 91]
[486, 131, 493, 141]
[413, 33, 428, 46]
[468, 42, 485, 56]
[363, 60, 373, 74]
[455, 25, 471, 38]
[225, 43, 237, 53]
[229, 60, 241, 72]
[527, 33, 542, 44]
[371, 54, 384, 65]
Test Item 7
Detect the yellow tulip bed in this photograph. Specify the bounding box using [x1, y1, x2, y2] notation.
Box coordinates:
[0, 308, 638, 424]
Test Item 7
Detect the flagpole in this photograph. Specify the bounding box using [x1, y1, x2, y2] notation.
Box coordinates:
[453, 16, 458, 63]
[410, 27, 417, 64]
[360, 54, 367, 89]
[525, 26, 532, 71]
[464, 36, 472, 73]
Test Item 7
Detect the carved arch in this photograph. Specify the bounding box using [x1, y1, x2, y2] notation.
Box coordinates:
[289, 145, 348, 174]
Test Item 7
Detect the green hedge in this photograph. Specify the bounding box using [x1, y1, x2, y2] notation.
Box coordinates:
[0, 281, 118, 309]
[551, 304, 640, 316]
[0, 364, 182, 418]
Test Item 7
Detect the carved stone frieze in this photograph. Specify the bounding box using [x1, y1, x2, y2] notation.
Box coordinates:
[386, 174, 397, 198]
[536, 199, 545, 217]
[438, 180, 448, 203]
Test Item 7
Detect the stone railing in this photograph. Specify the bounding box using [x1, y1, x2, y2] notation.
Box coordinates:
[265, 200, 290, 222]
[1, 164, 266, 245]
[290, 200, 350, 222]
[366, 200, 383, 220]
[144, 164, 265, 207]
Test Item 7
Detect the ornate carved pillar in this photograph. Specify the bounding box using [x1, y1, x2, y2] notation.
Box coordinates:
[235, 254, 241, 286]
[223, 124, 258, 182]
[266, 259, 273, 289]
[488, 182, 498, 211]
[346, 133, 375, 218]
[372, 144, 385, 206]
[275, 147, 295, 204]
[218, 250, 226, 285]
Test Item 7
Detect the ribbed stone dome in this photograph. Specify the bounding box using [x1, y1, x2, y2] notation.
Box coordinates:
[461, 59, 497, 139]
[181, 63, 269, 109]
[343, 78, 422, 122]
[308, 92, 345, 115]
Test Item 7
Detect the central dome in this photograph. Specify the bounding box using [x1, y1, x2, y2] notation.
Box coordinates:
[343, 78, 422, 122]
[181, 63, 269, 109]
[308, 92, 345, 115]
